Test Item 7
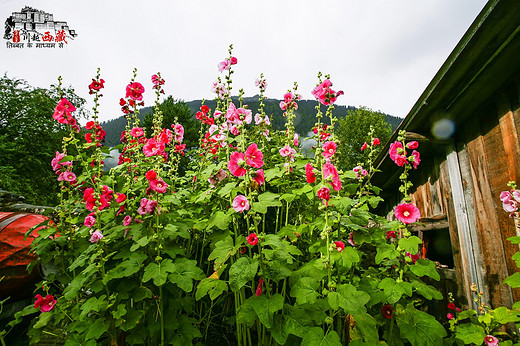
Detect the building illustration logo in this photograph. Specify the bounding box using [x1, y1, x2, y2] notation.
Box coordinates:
[4, 6, 77, 49]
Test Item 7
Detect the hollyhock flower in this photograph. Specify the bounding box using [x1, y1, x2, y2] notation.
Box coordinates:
[172, 124, 184, 142]
[123, 215, 132, 226]
[245, 143, 264, 168]
[322, 141, 337, 159]
[484, 335, 499, 346]
[503, 200, 518, 213]
[252, 169, 265, 186]
[323, 161, 342, 191]
[130, 127, 144, 137]
[84, 215, 96, 227]
[406, 252, 421, 264]
[447, 313, 454, 320]
[116, 193, 126, 204]
[237, 108, 252, 124]
[247, 233, 258, 246]
[229, 125, 240, 136]
[293, 133, 299, 147]
[88, 78, 105, 94]
[216, 169, 227, 181]
[34, 294, 56, 312]
[228, 152, 247, 177]
[143, 138, 165, 157]
[311, 79, 343, 105]
[125, 82, 145, 101]
[85, 121, 95, 130]
[353, 166, 368, 180]
[361, 142, 369, 151]
[151, 74, 165, 86]
[386, 230, 397, 240]
[389, 141, 408, 167]
[394, 203, 421, 224]
[381, 304, 393, 319]
[55, 98, 76, 115]
[254, 113, 263, 125]
[232, 195, 250, 213]
[447, 302, 456, 310]
[372, 138, 380, 146]
[348, 232, 356, 246]
[500, 191, 512, 202]
[305, 163, 316, 183]
[279, 145, 296, 158]
[149, 177, 168, 193]
[58, 171, 76, 183]
[255, 277, 263, 297]
[137, 198, 158, 215]
[230, 56, 237, 65]
[334, 241, 345, 252]
[317, 186, 330, 205]
[514, 190, 520, 203]
[218, 59, 231, 72]
[90, 230, 103, 243]
[51, 151, 68, 172]
[411, 150, 421, 169]
[407, 141, 419, 150]
[239, 246, 247, 254]
[145, 169, 157, 181]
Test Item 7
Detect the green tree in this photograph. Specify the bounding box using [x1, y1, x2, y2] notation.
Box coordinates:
[0, 74, 86, 206]
[336, 106, 392, 171]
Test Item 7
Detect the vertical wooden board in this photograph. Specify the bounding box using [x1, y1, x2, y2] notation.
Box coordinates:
[497, 94, 520, 182]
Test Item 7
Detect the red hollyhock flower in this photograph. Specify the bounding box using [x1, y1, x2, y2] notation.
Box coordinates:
[252, 169, 265, 186]
[34, 294, 56, 312]
[406, 141, 419, 149]
[334, 241, 345, 252]
[381, 304, 393, 319]
[200, 105, 210, 114]
[125, 82, 145, 101]
[372, 138, 380, 146]
[305, 163, 316, 183]
[447, 302, 456, 310]
[322, 141, 337, 159]
[228, 151, 247, 177]
[255, 277, 263, 297]
[146, 169, 157, 181]
[247, 233, 258, 246]
[361, 142, 369, 151]
[88, 78, 105, 94]
[85, 121, 95, 130]
[245, 143, 264, 168]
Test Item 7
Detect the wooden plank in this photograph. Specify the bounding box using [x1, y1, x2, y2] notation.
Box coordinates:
[446, 142, 487, 308]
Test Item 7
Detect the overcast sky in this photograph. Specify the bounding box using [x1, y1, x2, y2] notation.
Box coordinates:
[1, 0, 488, 123]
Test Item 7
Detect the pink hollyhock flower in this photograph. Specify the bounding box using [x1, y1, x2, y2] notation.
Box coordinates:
[55, 98, 76, 115]
[513, 190, 520, 203]
[123, 215, 132, 226]
[151, 74, 165, 86]
[254, 113, 263, 125]
[484, 335, 499, 346]
[322, 141, 337, 159]
[361, 142, 369, 151]
[229, 125, 240, 136]
[145, 169, 157, 181]
[317, 186, 331, 205]
[406, 251, 421, 264]
[311, 79, 343, 105]
[406, 141, 419, 150]
[58, 171, 76, 183]
[447, 313, 454, 320]
[232, 195, 250, 213]
[334, 241, 345, 252]
[252, 169, 265, 186]
[84, 215, 96, 227]
[411, 150, 421, 169]
[143, 138, 165, 157]
[372, 138, 380, 146]
[389, 141, 408, 167]
[247, 233, 258, 246]
[85, 121, 95, 130]
[116, 193, 126, 204]
[394, 203, 421, 224]
[348, 232, 356, 246]
[216, 169, 227, 181]
[245, 143, 264, 168]
[255, 277, 263, 297]
[51, 151, 66, 171]
[279, 145, 296, 158]
[503, 200, 518, 213]
[293, 133, 299, 147]
[90, 230, 104, 243]
[500, 191, 511, 203]
[149, 177, 168, 193]
[34, 294, 56, 312]
[237, 108, 252, 124]
[138, 198, 158, 215]
[305, 163, 316, 183]
[353, 166, 368, 179]
[218, 59, 231, 72]
[228, 152, 247, 177]
[172, 124, 184, 142]
[130, 127, 144, 137]
[323, 161, 342, 191]
[264, 116, 271, 126]
[125, 82, 145, 101]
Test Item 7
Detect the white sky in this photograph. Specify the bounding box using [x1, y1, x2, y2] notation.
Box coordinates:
[1, 0, 488, 123]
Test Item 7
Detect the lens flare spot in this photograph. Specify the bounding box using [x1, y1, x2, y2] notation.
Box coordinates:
[432, 119, 455, 139]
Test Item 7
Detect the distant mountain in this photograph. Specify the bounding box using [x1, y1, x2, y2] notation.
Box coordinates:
[100, 96, 401, 147]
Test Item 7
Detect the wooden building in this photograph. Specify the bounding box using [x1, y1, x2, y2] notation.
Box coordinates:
[372, 0, 520, 309]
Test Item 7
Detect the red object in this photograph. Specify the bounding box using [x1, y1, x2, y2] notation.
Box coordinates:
[0, 212, 48, 299]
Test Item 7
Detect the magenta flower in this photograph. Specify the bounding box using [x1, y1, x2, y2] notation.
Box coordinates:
[323, 161, 341, 191]
[484, 335, 499, 346]
[58, 171, 76, 183]
[149, 177, 168, 193]
[334, 241, 345, 252]
[501, 191, 512, 202]
[311, 79, 343, 105]
[514, 190, 520, 203]
[130, 127, 144, 137]
[389, 141, 408, 167]
[84, 215, 96, 228]
[361, 142, 368, 151]
[232, 195, 250, 213]
[218, 59, 231, 72]
[252, 169, 265, 186]
[503, 200, 518, 213]
[394, 203, 421, 224]
[245, 143, 264, 168]
[34, 294, 56, 312]
[353, 166, 368, 179]
[411, 150, 421, 169]
[406, 141, 419, 150]
[322, 141, 337, 159]
[447, 313, 454, 320]
[317, 186, 331, 205]
[151, 74, 165, 86]
[90, 230, 104, 243]
[173, 124, 184, 142]
[123, 215, 132, 226]
[348, 232, 356, 246]
[143, 138, 165, 157]
[116, 193, 126, 204]
[230, 56, 237, 65]
[247, 233, 258, 246]
[255, 277, 263, 297]
[125, 82, 145, 101]
[279, 145, 296, 158]
[386, 230, 397, 240]
[51, 151, 69, 172]
[305, 163, 316, 184]
[372, 138, 380, 146]
[137, 198, 158, 215]
[228, 151, 247, 177]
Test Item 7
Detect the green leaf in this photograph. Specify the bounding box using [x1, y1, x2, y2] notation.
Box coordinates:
[112, 304, 127, 320]
[378, 278, 413, 304]
[207, 210, 231, 230]
[168, 258, 205, 292]
[258, 191, 282, 207]
[280, 193, 296, 203]
[236, 299, 257, 327]
[103, 252, 148, 284]
[334, 246, 361, 270]
[411, 280, 443, 300]
[80, 295, 108, 320]
[264, 167, 281, 182]
[397, 304, 447, 345]
[229, 257, 259, 292]
[195, 278, 228, 300]
[142, 259, 176, 286]
[85, 317, 109, 340]
[302, 327, 342, 346]
[328, 284, 370, 314]
[290, 277, 320, 305]
[120, 310, 144, 331]
[33, 311, 53, 329]
[217, 182, 237, 197]
[130, 236, 150, 251]
[376, 243, 400, 264]
[208, 236, 235, 268]
[493, 306, 520, 324]
[163, 223, 190, 240]
[352, 312, 379, 344]
[454, 323, 485, 345]
[456, 309, 477, 321]
[503, 272, 520, 288]
[250, 293, 284, 328]
[262, 234, 302, 264]
[398, 236, 422, 254]
[408, 259, 440, 281]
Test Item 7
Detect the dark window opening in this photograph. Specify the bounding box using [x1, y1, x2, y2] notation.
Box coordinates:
[422, 228, 454, 268]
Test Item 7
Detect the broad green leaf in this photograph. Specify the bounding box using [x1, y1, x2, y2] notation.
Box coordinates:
[112, 304, 127, 320]
[507, 236, 520, 244]
[85, 317, 109, 340]
[411, 280, 443, 300]
[168, 258, 205, 292]
[207, 210, 231, 230]
[163, 223, 190, 240]
[376, 243, 400, 264]
[33, 311, 53, 329]
[503, 272, 520, 288]
[120, 310, 144, 331]
[334, 246, 361, 270]
[217, 182, 237, 197]
[408, 259, 440, 281]
[352, 312, 379, 344]
[258, 191, 282, 207]
[454, 323, 485, 345]
[208, 236, 234, 268]
[328, 284, 370, 314]
[262, 234, 302, 264]
[397, 304, 447, 345]
[290, 277, 320, 305]
[236, 299, 257, 327]
[398, 236, 422, 254]
[302, 327, 342, 346]
[280, 193, 296, 203]
[456, 309, 477, 321]
[80, 295, 108, 320]
[378, 278, 413, 304]
[264, 167, 281, 182]
[142, 259, 176, 286]
[229, 257, 259, 292]
[103, 252, 148, 284]
[195, 278, 228, 300]
[493, 306, 520, 324]
[250, 293, 284, 328]
[130, 236, 150, 251]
